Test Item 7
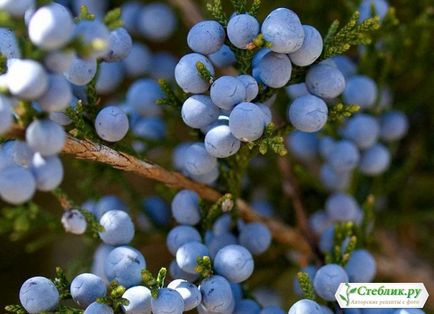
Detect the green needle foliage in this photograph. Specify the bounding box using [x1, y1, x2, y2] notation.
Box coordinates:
[142, 268, 167, 298]
[196, 256, 214, 278]
[52, 267, 72, 300]
[104, 8, 123, 30]
[296, 272, 316, 300]
[323, 11, 381, 59]
[97, 281, 129, 311]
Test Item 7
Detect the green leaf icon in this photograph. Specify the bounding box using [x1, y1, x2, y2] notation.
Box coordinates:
[340, 294, 348, 302]
[350, 287, 357, 293]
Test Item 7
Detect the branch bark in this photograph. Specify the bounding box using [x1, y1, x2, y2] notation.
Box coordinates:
[168, 0, 203, 26]
[62, 136, 313, 259]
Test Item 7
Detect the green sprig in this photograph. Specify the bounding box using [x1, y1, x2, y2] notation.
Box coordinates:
[97, 281, 129, 311]
[328, 103, 360, 123]
[200, 193, 234, 230]
[248, 0, 261, 16]
[52, 267, 72, 300]
[0, 53, 6, 74]
[196, 61, 214, 84]
[249, 123, 288, 156]
[76, 5, 95, 21]
[296, 272, 316, 300]
[142, 268, 167, 298]
[4, 305, 26, 314]
[206, 0, 228, 25]
[104, 8, 123, 30]
[323, 11, 381, 59]
[195, 256, 213, 278]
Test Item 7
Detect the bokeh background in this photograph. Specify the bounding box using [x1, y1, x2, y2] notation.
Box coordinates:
[0, 0, 433, 312]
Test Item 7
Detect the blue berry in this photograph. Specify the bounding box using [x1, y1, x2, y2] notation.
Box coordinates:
[127, 79, 163, 117]
[288, 94, 328, 132]
[38, 74, 72, 112]
[121, 2, 143, 35]
[187, 20, 225, 55]
[0, 28, 21, 59]
[234, 299, 261, 314]
[70, 273, 107, 308]
[184, 143, 218, 176]
[208, 232, 238, 258]
[0, 0, 34, 16]
[342, 113, 380, 149]
[168, 279, 202, 311]
[313, 264, 349, 301]
[104, 246, 146, 288]
[166, 225, 202, 256]
[238, 75, 259, 102]
[30, 153, 63, 191]
[95, 106, 129, 142]
[205, 125, 241, 158]
[182, 95, 220, 129]
[132, 117, 166, 141]
[289, 25, 323, 66]
[7, 59, 48, 100]
[256, 52, 292, 88]
[359, 143, 390, 175]
[286, 83, 309, 99]
[64, 56, 97, 86]
[343, 75, 378, 109]
[175, 53, 215, 94]
[208, 44, 236, 68]
[138, 3, 176, 41]
[332, 55, 357, 79]
[28, 3, 74, 50]
[345, 249, 376, 282]
[327, 140, 360, 172]
[169, 260, 200, 282]
[171, 189, 201, 225]
[121, 286, 152, 314]
[99, 210, 135, 245]
[214, 244, 254, 283]
[261, 8, 304, 53]
[286, 131, 318, 161]
[176, 241, 209, 274]
[288, 299, 322, 314]
[199, 275, 235, 313]
[26, 119, 65, 156]
[91, 244, 114, 282]
[19, 276, 59, 314]
[238, 222, 272, 255]
[74, 20, 110, 58]
[94, 195, 128, 219]
[61, 209, 87, 235]
[123, 43, 152, 77]
[0, 95, 13, 135]
[143, 196, 170, 226]
[151, 288, 184, 314]
[325, 192, 361, 222]
[103, 27, 132, 62]
[149, 52, 177, 80]
[306, 63, 346, 99]
[229, 102, 265, 142]
[96, 62, 125, 95]
[227, 14, 260, 49]
[84, 302, 113, 314]
[380, 111, 408, 142]
[210, 76, 247, 110]
[320, 163, 351, 192]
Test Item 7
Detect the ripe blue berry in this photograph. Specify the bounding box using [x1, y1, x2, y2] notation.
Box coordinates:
[95, 106, 129, 142]
[187, 20, 225, 55]
[227, 14, 260, 49]
[288, 94, 328, 132]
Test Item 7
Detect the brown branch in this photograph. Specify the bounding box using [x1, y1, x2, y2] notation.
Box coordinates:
[375, 231, 434, 308]
[277, 157, 323, 263]
[62, 136, 313, 259]
[168, 0, 203, 26]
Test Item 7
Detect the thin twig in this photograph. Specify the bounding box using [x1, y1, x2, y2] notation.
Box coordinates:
[168, 0, 203, 26]
[62, 135, 313, 259]
[277, 157, 323, 263]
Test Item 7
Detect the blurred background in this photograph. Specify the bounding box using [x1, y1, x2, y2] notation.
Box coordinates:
[0, 0, 433, 312]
